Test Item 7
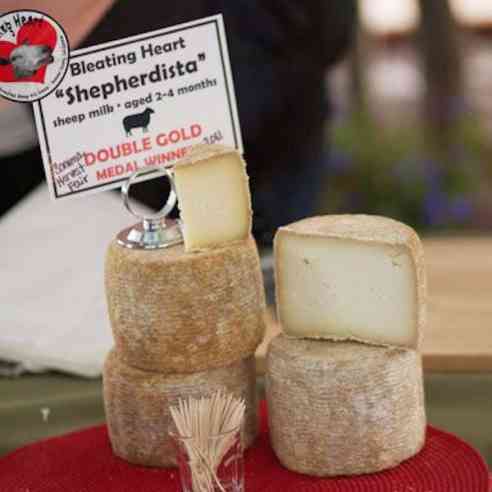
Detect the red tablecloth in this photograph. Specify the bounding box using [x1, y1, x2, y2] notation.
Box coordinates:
[0, 400, 489, 492]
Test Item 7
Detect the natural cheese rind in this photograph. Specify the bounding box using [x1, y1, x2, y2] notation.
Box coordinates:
[105, 236, 266, 373]
[266, 334, 426, 476]
[275, 214, 426, 349]
[103, 350, 258, 467]
[173, 144, 252, 252]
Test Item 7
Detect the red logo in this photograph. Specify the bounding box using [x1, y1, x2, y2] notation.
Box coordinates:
[0, 11, 69, 102]
[0, 19, 57, 83]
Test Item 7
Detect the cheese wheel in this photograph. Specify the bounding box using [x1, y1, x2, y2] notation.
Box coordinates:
[105, 236, 266, 373]
[266, 334, 426, 477]
[103, 350, 258, 467]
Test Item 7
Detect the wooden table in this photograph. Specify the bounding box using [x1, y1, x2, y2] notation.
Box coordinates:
[256, 237, 492, 373]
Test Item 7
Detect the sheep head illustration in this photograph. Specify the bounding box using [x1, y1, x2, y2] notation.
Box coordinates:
[0, 39, 54, 79]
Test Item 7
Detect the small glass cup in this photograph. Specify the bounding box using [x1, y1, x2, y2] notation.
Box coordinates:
[171, 426, 244, 492]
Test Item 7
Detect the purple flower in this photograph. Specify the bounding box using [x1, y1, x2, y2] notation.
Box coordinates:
[326, 150, 353, 174]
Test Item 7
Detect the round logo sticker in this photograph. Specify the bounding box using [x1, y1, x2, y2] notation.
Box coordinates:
[0, 10, 69, 102]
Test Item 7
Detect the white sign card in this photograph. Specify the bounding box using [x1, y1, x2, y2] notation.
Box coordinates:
[33, 14, 242, 200]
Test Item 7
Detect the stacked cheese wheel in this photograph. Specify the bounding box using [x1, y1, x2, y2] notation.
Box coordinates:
[266, 215, 427, 476]
[103, 145, 266, 467]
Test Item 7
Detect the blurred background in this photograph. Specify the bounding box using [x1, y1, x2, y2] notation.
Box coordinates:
[320, 0, 492, 231]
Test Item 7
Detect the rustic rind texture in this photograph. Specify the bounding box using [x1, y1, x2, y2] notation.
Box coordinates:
[105, 236, 266, 373]
[173, 143, 240, 169]
[103, 350, 259, 467]
[266, 334, 426, 477]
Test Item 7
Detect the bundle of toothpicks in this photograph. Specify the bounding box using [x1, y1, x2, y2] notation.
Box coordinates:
[170, 390, 246, 492]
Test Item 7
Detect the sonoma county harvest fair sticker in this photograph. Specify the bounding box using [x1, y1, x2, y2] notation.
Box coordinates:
[32, 14, 242, 200]
[0, 10, 69, 102]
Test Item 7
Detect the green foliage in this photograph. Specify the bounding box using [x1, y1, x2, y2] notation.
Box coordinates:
[321, 112, 488, 230]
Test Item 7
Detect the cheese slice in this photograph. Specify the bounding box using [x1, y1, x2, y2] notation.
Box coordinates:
[105, 236, 266, 374]
[275, 214, 426, 349]
[103, 350, 258, 467]
[266, 334, 426, 476]
[173, 144, 252, 252]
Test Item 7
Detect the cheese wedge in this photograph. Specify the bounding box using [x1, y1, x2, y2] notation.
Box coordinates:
[173, 144, 252, 252]
[274, 215, 426, 348]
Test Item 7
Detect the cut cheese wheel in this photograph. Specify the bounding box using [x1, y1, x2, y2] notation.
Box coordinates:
[266, 334, 426, 477]
[275, 214, 426, 349]
[105, 236, 266, 373]
[103, 350, 258, 467]
[173, 144, 252, 252]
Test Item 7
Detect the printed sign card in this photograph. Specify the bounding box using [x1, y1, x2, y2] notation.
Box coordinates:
[33, 15, 242, 200]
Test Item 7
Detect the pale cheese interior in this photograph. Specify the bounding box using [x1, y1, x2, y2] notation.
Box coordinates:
[277, 234, 418, 347]
[174, 153, 251, 251]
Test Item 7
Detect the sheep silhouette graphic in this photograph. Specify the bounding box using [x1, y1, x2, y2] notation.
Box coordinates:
[123, 107, 155, 136]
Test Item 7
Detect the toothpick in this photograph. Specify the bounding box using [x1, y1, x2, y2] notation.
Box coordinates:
[170, 390, 245, 492]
